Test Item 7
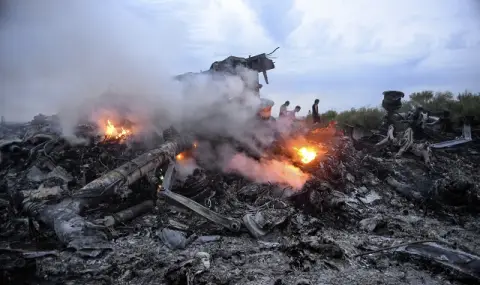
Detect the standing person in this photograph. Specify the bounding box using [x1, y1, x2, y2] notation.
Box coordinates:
[288, 106, 301, 119]
[312, 99, 320, 124]
[279, 101, 290, 117]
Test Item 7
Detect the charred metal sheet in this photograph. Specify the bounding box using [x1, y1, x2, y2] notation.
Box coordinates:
[431, 123, 473, 149]
[161, 189, 242, 232]
[18, 134, 193, 256]
[160, 163, 241, 232]
[242, 213, 268, 238]
[0, 138, 22, 149]
[396, 241, 480, 282]
[74, 134, 194, 198]
[22, 198, 111, 257]
[161, 162, 176, 192]
[95, 200, 154, 227]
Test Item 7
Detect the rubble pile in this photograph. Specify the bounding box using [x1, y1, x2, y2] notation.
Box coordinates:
[1, 114, 480, 285]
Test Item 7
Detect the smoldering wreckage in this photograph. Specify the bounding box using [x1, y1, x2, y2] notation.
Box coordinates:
[1, 51, 480, 285]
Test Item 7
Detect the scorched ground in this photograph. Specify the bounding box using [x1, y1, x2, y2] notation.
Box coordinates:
[1, 115, 480, 285]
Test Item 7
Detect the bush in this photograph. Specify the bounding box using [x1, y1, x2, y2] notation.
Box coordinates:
[321, 110, 338, 122]
[454, 91, 480, 120]
[319, 90, 480, 129]
[334, 107, 385, 129]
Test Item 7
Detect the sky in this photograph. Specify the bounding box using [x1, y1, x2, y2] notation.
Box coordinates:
[1, 0, 479, 119]
[138, 0, 480, 115]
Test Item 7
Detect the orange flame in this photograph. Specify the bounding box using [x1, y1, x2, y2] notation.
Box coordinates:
[294, 146, 317, 164]
[176, 142, 197, 160]
[176, 152, 185, 160]
[284, 135, 327, 165]
[104, 119, 131, 140]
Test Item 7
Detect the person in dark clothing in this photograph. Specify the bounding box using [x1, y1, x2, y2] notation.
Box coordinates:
[312, 99, 320, 124]
[279, 101, 290, 117]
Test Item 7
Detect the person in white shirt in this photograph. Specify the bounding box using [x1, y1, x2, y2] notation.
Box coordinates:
[288, 106, 301, 119]
[279, 101, 290, 117]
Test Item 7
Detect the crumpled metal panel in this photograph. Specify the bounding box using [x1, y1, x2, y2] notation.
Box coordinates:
[431, 124, 473, 149]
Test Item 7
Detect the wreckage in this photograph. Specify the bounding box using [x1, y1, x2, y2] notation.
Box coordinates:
[1, 72, 480, 284]
[175, 48, 278, 121]
[348, 91, 475, 166]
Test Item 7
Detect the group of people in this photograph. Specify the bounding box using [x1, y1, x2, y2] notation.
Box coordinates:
[279, 101, 300, 119]
[279, 99, 321, 124]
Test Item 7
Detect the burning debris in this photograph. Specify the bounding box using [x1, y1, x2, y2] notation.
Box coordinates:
[103, 119, 132, 140]
[5, 1, 479, 282]
[1, 108, 479, 285]
[294, 146, 317, 164]
[1, 72, 480, 285]
[226, 153, 310, 190]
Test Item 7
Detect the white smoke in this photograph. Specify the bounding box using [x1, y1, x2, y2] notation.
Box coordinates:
[0, 0, 310, 188]
[0, 0, 269, 138]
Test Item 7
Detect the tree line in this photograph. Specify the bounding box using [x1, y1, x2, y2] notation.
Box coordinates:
[305, 91, 480, 129]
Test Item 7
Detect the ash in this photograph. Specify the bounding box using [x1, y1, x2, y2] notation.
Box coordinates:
[1, 115, 480, 285]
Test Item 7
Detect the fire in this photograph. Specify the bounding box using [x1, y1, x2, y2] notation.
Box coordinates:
[176, 142, 197, 160]
[226, 153, 310, 190]
[294, 146, 317, 164]
[176, 152, 185, 160]
[103, 119, 131, 140]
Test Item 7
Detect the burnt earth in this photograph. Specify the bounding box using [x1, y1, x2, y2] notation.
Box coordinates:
[1, 118, 480, 285]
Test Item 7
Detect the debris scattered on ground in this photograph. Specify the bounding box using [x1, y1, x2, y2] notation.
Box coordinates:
[2, 92, 480, 285]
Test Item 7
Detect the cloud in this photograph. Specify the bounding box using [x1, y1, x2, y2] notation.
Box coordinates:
[1, 0, 479, 122]
[284, 0, 480, 69]
[270, 0, 480, 114]
[138, 0, 275, 67]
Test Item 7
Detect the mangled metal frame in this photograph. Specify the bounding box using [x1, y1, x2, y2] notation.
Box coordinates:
[20, 132, 195, 256]
[356, 240, 480, 282]
[430, 118, 473, 149]
[375, 124, 432, 165]
[157, 152, 283, 238]
[158, 162, 242, 232]
[367, 91, 475, 164]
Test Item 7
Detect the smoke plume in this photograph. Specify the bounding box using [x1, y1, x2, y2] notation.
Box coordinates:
[0, 0, 309, 188]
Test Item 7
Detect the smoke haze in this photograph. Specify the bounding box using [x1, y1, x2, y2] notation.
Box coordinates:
[0, 0, 309, 189]
[0, 1, 255, 124]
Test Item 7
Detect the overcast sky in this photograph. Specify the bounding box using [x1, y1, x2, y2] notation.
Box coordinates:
[140, 0, 480, 115]
[1, 0, 479, 119]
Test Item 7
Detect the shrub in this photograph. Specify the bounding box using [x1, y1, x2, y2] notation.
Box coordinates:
[333, 107, 385, 129]
[321, 110, 338, 122]
[319, 90, 479, 129]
